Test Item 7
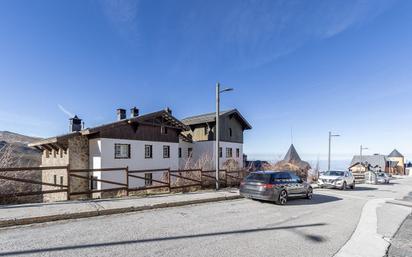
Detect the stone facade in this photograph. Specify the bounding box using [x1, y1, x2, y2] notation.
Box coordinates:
[68, 135, 90, 200]
[41, 149, 69, 202]
[41, 135, 89, 202]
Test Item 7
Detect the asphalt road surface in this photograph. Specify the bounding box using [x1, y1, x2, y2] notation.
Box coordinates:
[1, 177, 411, 257]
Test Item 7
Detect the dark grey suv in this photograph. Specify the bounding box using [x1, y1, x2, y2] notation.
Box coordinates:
[239, 171, 313, 205]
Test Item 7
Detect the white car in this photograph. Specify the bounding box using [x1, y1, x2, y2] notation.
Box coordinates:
[318, 170, 355, 190]
[377, 172, 390, 184]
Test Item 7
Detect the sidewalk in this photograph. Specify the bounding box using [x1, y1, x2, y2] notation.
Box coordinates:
[0, 188, 241, 228]
[387, 214, 412, 257]
[334, 198, 412, 257]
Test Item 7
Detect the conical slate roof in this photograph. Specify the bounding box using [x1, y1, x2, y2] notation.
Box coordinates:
[273, 144, 311, 178]
[283, 144, 302, 163]
[388, 149, 403, 158]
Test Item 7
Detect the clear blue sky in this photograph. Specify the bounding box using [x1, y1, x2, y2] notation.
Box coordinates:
[1, 0, 411, 164]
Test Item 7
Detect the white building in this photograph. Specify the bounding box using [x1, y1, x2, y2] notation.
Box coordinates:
[30, 107, 252, 199]
[179, 109, 252, 170]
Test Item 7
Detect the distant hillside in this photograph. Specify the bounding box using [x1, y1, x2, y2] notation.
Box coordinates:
[0, 131, 42, 167]
[0, 131, 41, 145]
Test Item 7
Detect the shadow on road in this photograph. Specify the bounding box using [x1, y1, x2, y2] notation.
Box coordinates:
[0, 223, 327, 256]
[351, 186, 378, 191]
[287, 194, 342, 205]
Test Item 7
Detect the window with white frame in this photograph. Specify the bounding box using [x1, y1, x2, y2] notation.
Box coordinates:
[163, 145, 170, 158]
[115, 144, 130, 159]
[226, 147, 233, 158]
[145, 145, 153, 159]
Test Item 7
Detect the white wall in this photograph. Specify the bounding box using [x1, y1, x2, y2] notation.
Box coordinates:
[90, 138, 179, 190]
[179, 140, 243, 170]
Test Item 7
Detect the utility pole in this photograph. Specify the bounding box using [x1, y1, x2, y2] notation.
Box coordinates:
[215, 83, 233, 190]
[328, 131, 340, 171]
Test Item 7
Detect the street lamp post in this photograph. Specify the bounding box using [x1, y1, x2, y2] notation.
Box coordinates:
[215, 82, 233, 190]
[360, 145, 368, 170]
[328, 131, 340, 171]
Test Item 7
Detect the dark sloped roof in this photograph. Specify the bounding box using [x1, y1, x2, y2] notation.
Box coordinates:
[29, 110, 189, 147]
[179, 133, 193, 143]
[350, 154, 387, 169]
[283, 144, 301, 163]
[181, 109, 252, 130]
[388, 149, 403, 158]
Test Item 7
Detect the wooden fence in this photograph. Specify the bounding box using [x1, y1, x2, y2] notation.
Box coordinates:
[0, 166, 249, 203]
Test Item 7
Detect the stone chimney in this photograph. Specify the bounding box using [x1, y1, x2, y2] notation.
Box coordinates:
[117, 108, 126, 120]
[130, 107, 139, 118]
[165, 107, 172, 115]
[69, 115, 82, 132]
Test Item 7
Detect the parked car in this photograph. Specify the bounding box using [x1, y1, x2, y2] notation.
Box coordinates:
[239, 171, 313, 205]
[376, 172, 390, 184]
[318, 170, 355, 190]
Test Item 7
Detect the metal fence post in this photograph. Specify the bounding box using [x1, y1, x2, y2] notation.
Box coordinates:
[168, 168, 171, 193]
[66, 164, 71, 201]
[126, 166, 129, 196]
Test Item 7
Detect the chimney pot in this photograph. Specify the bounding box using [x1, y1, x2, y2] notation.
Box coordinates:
[69, 115, 82, 132]
[117, 108, 126, 120]
[130, 107, 139, 118]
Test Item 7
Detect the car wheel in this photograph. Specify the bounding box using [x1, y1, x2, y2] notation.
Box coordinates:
[276, 190, 288, 205]
[341, 182, 347, 190]
[350, 182, 355, 189]
[306, 187, 313, 199]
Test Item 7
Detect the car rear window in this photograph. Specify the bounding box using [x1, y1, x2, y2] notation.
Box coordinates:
[271, 172, 291, 182]
[246, 173, 270, 183]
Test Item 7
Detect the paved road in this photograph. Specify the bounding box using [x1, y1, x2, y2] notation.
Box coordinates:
[0, 177, 411, 257]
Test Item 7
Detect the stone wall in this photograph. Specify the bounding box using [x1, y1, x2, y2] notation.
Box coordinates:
[41, 149, 69, 202]
[41, 135, 90, 202]
[68, 135, 90, 200]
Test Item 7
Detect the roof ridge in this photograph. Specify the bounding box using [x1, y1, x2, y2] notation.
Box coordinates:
[181, 109, 236, 121]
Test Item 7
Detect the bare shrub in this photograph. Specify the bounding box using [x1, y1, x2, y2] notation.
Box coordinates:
[0, 144, 42, 204]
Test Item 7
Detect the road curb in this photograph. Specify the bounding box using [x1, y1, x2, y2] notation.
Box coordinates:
[0, 195, 242, 228]
[334, 198, 412, 257]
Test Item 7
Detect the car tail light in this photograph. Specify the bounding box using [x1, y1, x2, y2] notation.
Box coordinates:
[263, 184, 274, 189]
